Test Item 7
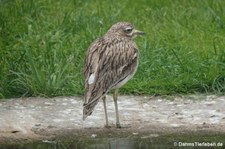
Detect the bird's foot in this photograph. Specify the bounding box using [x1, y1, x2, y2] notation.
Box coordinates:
[105, 123, 130, 128]
[116, 123, 122, 128]
[104, 124, 112, 128]
[116, 123, 131, 128]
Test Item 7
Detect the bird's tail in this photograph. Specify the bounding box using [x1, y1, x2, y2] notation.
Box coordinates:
[83, 99, 99, 120]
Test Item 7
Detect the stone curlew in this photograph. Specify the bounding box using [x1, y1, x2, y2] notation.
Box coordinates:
[83, 22, 144, 128]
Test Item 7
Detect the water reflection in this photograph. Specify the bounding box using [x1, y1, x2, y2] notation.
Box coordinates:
[2, 134, 225, 149]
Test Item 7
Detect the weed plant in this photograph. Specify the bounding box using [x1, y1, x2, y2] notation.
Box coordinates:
[0, 0, 224, 98]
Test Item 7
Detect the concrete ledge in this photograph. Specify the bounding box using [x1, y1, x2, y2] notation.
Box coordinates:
[0, 95, 225, 143]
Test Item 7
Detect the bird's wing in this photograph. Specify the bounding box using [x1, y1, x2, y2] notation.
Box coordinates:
[83, 38, 104, 104]
[83, 38, 138, 118]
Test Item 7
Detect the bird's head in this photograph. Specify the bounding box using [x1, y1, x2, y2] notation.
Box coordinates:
[107, 22, 145, 39]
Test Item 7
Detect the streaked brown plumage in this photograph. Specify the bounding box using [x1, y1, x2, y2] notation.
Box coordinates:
[83, 22, 144, 128]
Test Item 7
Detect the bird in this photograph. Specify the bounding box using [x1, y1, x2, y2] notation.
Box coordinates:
[83, 22, 144, 128]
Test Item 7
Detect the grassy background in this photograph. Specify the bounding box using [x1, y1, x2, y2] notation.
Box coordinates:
[0, 0, 224, 98]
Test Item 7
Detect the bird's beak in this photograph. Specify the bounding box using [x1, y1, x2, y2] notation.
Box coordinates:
[133, 29, 145, 35]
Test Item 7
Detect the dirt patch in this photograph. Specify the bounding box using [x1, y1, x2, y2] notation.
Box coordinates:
[0, 95, 225, 144]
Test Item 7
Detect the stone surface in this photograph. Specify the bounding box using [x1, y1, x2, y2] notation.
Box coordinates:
[0, 95, 225, 143]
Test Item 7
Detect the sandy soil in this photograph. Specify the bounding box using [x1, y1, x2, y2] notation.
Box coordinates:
[0, 95, 225, 144]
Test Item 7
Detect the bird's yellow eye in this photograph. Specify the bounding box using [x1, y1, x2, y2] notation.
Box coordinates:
[124, 27, 133, 33]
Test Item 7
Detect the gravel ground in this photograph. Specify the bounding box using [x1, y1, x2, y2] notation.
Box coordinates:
[0, 95, 225, 143]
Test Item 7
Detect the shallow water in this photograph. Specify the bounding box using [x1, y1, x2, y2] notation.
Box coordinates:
[2, 134, 225, 149]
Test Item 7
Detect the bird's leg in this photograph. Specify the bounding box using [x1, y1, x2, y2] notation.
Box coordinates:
[113, 89, 121, 128]
[102, 95, 110, 128]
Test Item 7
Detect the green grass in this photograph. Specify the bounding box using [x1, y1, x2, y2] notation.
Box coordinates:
[0, 0, 225, 98]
